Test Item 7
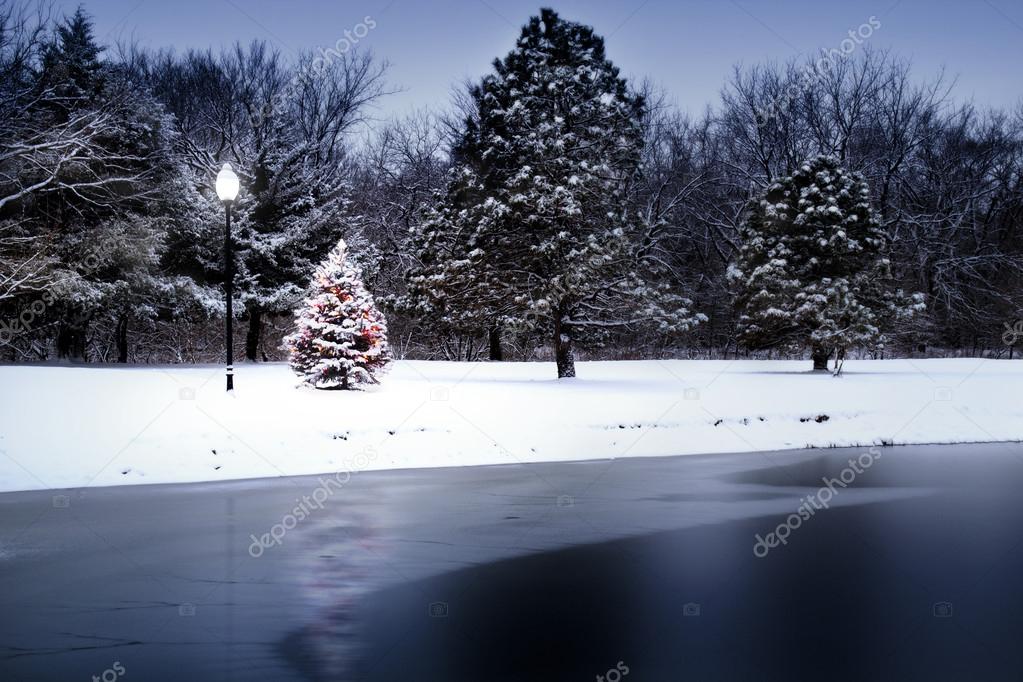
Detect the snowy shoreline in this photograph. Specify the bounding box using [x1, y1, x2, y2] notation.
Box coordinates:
[0, 358, 1019, 493]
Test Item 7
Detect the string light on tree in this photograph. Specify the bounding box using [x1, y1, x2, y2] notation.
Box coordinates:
[284, 239, 391, 390]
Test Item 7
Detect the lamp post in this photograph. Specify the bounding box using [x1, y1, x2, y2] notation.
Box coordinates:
[216, 163, 240, 391]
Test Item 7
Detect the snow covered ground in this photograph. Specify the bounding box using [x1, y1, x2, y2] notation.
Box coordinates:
[0, 358, 1019, 493]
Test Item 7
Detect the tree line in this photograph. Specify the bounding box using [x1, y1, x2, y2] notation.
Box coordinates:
[1, 3, 1020, 366]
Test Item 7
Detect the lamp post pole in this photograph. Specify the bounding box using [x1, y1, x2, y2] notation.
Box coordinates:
[224, 199, 234, 392]
[216, 163, 240, 392]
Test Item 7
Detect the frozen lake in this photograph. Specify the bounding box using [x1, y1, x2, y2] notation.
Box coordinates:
[2, 442, 1022, 680]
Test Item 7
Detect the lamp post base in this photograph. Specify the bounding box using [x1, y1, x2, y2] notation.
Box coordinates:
[226, 366, 234, 392]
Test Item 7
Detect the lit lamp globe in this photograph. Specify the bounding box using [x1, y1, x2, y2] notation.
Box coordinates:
[216, 163, 240, 202]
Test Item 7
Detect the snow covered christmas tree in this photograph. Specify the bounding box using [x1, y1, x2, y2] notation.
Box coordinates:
[729, 155, 923, 371]
[284, 240, 391, 389]
[400, 8, 704, 378]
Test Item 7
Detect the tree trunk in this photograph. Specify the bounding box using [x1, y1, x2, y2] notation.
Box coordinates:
[488, 326, 503, 361]
[245, 306, 262, 362]
[833, 346, 846, 376]
[56, 319, 88, 362]
[554, 305, 575, 378]
[811, 345, 831, 371]
[116, 315, 129, 363]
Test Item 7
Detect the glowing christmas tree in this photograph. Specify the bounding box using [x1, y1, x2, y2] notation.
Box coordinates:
[285, 240, 391, 389]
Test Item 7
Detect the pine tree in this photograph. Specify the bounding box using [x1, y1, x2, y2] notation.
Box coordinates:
[233, 148, 357, 362]
[38, 8, 103, 104]
[397, 166, 509, 356]
[728, 155, 923, 371]
[285, 239, 390, 389]
[3, 8, 182, 361]
[149, 46, 388, 362]
[401, 8, 703, 377]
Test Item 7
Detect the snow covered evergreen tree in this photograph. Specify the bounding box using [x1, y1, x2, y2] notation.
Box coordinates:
[0, 8, 182, 361]
[143, 45, 389, 362]
[729, 155, 923, 371]
[285, 239, 390, 389]
[397, 165, 510, 358]
[401, 8, 703, 377]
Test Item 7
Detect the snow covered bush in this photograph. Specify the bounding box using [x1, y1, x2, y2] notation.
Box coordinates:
[729, 155, 924, 371]
[284, 240, 391, 389]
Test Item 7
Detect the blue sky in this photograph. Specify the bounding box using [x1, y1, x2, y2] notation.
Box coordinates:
[65, 0, 1023, 118]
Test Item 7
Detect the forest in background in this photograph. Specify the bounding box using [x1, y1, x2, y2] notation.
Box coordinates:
[1, 2, 1021, 365]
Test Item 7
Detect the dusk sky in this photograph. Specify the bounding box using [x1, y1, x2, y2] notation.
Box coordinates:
[60, 0, 1023, 118]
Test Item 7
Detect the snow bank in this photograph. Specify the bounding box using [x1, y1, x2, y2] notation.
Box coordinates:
[0, 359, 1019, 492]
